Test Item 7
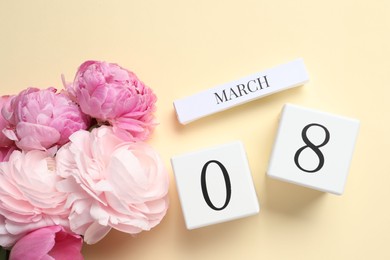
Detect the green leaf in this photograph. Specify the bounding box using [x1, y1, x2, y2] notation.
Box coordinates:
[0, 247, 9, 260]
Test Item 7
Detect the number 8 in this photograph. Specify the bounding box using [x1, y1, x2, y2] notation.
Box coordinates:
[294, 123, 330, 173]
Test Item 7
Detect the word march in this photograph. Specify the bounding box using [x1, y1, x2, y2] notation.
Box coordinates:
[214, 76, 270, 104]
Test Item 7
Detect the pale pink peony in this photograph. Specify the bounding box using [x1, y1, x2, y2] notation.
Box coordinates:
[66, 61, 157, 141]
[0, 95, 14, 148]
[2, 87, 90, 151]
[9, 225, 83, 260]
[56, 126, 169, 244]
[0, 150, 70, 247]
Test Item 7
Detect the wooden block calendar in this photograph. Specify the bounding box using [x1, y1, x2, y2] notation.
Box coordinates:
[171, 59, 360, 230]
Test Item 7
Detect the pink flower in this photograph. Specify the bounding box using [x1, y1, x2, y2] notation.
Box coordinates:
[0, 96, 19, 162]
[66, 61, 157, 141]
[0, 96, 14, 148]
[9, 225, 83, 260]
[56, 126, 169, 244]
[2, 87, 90, 151]
[0, 150, 70, 247]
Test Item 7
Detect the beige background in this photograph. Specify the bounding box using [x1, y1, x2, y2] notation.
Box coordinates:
[1, 0, 389, 259]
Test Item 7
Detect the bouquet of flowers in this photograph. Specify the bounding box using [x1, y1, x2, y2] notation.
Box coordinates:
[0, 61, 170, 259]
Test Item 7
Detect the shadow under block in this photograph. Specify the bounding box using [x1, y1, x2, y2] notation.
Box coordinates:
[173, 58, 309, 124]
[171, 141, 260, 230]
[267, 104, 360, 195]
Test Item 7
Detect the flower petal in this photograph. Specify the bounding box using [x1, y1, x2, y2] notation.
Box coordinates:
[9, 226, 57, 260]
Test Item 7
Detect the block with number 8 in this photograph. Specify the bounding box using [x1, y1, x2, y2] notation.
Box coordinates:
[267, 104, 360, 195]
[171, 141, 260, 230]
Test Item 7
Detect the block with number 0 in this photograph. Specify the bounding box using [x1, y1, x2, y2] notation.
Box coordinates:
[171, 141, 260, 230]
[267, 104, 360, 195]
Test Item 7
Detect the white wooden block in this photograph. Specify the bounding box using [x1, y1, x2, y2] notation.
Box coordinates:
[173, 58, 309, 124]
[267, 104, 360, 195]
[171, 141, 260, 229]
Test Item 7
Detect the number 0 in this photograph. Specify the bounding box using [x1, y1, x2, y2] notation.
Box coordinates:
[200, 160, 232, 211]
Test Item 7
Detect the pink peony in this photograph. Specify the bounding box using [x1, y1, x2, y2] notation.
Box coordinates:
[0, 96, 19, 162]
[2, 87, 90, 151]
[56, 126, 169, 244]
[66, 61, 157, 141]
[0, 150, 70, 247]
[0, 95, 14, 148]
[9, 225, 83, 260]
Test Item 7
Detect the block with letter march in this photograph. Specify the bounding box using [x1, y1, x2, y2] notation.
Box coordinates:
[173, 58, 309, 124]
